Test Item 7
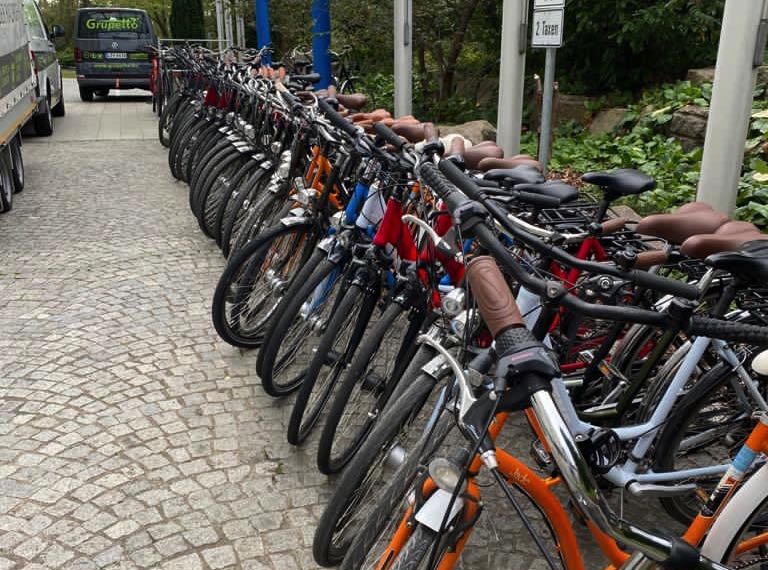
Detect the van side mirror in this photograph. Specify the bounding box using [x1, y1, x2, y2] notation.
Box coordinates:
[51, 24, 64, 38]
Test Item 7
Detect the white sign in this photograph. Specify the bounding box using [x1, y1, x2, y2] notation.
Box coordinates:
[534, 0, 565, 8]
[532, 9, 564, 48]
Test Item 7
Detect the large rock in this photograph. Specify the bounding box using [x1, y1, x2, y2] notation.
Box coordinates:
[438, 120, 497, 144]
[589, 107, 628, 135]
[687, 67, 715, 84]
[689, 65, 768, 86]
[670, 105, 709, 150]
[555, 94, 593, 126]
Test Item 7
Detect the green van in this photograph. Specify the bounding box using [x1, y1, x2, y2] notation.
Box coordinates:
[74, 7, 156, 101]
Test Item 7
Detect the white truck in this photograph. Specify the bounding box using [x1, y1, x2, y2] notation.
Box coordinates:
[0, 0, 37, 213]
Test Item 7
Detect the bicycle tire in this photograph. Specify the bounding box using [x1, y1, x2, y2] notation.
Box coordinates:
[229, 189, 286, 257]
[257, 256, 349, 397]
[211, 219, 317, 348]
[288, 275, 368, 444]
[313, 370, 438, 566]
[653, 360, 764, 524]
[211, 160, 262, 246]
[158, 90, 183, 146]
[317, 300, 422, 474]
[339, 412, 455, 570]
[198, 151, 246, 237]
[185, 122, 223, 183]
[191, 145, 235, 215]
[168, 111, 199, 180]
[218, 165, 270, 256]
[189, 137, 231, 200]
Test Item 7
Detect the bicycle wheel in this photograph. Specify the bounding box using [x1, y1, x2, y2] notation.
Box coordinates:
[339, 412, 456, 570]
[211, 219, 317, 348]
[185, 122, 223, 184]
[218, 165, 270, 256]
[313, 365, 442, 567]
[317, 300, 424, 474]
[210, 160, 262, 246]
[287, 275, 371, 444]
[191, 146, 239, 219]
[158, 90, 183, 146]
[653, 360, 765, 524]
[256, 254, 339, 397]
[229, 188, 287, 257]
[199, 152, 247, 238]
[168, 111, 200, 180]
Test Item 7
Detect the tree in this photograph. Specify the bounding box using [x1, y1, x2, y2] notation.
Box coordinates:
[170, 0, 205, 39]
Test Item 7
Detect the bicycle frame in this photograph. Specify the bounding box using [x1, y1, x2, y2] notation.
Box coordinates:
[517, 284, 768, 487]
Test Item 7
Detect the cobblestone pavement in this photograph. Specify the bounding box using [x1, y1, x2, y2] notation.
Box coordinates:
[0, 82, 680, 570]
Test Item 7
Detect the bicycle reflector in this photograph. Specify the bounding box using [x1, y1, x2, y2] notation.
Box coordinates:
[428, 457, 467, 494]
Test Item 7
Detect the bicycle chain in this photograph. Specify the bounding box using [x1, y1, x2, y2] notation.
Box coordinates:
[732, 554, 768, 569]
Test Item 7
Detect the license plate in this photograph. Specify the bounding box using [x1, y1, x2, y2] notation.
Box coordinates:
[104, 52, 127, 59]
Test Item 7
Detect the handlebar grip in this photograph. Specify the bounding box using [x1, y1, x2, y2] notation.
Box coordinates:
[318, 97, 359, 139]
[515, 191, 561, 209]
[419, 162, 470, 211]
[373, 122, 406, 150]
[423, 122, 439, 143]
[688, 317, 768, 345]
[439, 158, 485, 202]
[627, 268, 698, 300]
[634, 250, 669, 270]
[467, 256, 525, 337]
[601, 217, 627, 235]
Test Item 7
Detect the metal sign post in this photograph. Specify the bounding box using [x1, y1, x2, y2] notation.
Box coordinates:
[394, 0, 413, 117]
[497, 0, 528, 156]
[532, 0, 564, 172]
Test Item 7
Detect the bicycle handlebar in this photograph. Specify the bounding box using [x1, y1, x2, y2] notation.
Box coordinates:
[435, 159, 699, 301]
[317, 97, 360, 139]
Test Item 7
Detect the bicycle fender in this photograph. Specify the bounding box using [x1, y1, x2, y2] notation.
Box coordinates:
[414, 489, 464, 532]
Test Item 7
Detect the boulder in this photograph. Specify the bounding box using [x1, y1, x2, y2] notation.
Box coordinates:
[670, 105, 709, 150]
[688, 65, 768, 86]
[438, 120, 497, 145]
[589, 107, 628, 135]
[555, 94, 593, 126]
[687, 67, 715, 84]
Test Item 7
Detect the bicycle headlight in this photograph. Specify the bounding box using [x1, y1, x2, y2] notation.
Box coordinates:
[428, 457, 466, 494]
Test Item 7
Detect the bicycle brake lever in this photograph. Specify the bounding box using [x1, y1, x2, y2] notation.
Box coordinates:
[402, 214, 463, 262]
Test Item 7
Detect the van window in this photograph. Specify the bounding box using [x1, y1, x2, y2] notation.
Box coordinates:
[77, 11, 152, 39]
[23, 0, 46, 40]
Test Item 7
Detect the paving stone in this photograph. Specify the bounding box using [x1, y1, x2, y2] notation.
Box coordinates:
[201, 545, 237, 568]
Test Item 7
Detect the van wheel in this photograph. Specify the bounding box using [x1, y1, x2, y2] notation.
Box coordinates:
[9, 137, 23, 193]
[34, 93, 54, 136]
[52, 85, 65, 117]
[95, 89, 109, 97]
[79, 87, 94, 102]
[0, 149, 14, 213]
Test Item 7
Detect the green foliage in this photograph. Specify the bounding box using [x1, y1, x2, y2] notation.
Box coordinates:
[558, 0, 724, 94]
[170, 0, 204, 39]
[540, 79, 768, 229]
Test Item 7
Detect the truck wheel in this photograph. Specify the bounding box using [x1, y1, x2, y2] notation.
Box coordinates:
[0, 149, 14, 213]
[9, 137, 23, 193]
[34, 94, 54, 136]
[52, 85, 65, 117]
[79, 86, 94, 102]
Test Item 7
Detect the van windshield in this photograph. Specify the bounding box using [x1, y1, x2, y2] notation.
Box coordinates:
[78, 11, 152, 39]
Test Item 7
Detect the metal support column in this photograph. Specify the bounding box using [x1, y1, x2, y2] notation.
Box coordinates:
[214, 0, 225, 50]
[254, 0, 271, 63]
[311, 0, 332, 89]
[697, 0, 768, 213]
[497, 0, 528, 156]
[224, 0, 234, 48]
[236, 13, 245, 47]
[538, 48, 556, 171]
[394, 0, 412, 117]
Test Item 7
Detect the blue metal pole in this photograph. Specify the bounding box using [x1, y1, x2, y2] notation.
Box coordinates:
[311, 0, 332, 89]
[254, 0, 271, 64]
